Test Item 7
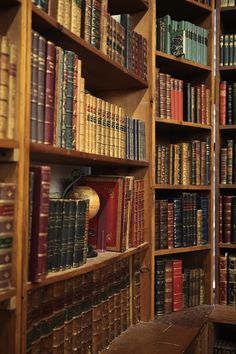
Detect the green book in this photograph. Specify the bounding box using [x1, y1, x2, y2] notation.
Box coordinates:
[171, 29, 187, 58]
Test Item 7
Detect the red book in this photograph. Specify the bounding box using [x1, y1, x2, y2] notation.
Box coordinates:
[85, 176, 125, 252]
[220, 81, 227, 125]
[44, 41, 55, 145]
[172, 259, 183, 312]
[219, 254, 228, 305]
[29, 165, 51, 283]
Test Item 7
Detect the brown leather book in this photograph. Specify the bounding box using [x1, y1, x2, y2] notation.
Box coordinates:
[28, 165, 51, 283]
[44, 41, 55, 145]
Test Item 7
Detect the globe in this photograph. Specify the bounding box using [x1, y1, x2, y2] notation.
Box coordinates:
[68, 185, 100, 219]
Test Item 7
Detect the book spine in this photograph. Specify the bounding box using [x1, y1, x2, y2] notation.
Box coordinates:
[223, 195, 232, 243]
[7, 43, 17, 139]
[37, 35, 46, 144]
[44, 41, 55, 145]
[228, 255, 236, 306]
[220, 81, 227, 125]
[29, 166, 51, 282]
[91, 0, 102, 49]
[164, 260, 173, 313]
[155, 259, 165, 315]
[172, 259, 183, 312]
[0, 36, 9, 139]
[30, 31, 39, 143]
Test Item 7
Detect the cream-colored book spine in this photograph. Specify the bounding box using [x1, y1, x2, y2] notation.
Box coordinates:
[7, 43, 17, 139]
[78, 77, 85, 151]
[0, 36, 9, 139]
[96, 98, 102, 155]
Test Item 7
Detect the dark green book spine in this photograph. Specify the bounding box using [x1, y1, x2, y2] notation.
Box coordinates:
[224, 35, 229, 66]
[60, 200, 71, 270]
[229, 34, 234, 65]
[66, 200, 77, 269]
[154, 259, 165, 315]
[47, 199, 57, 273]
[220, 35, 224, 66]
[91, 0, 101, 49]
[53, 199, 63, 272]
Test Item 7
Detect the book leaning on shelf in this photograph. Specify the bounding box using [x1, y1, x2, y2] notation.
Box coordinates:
[155, 258, 205, 316]
[156, 69, 211, 125]
[155, 193, 209, 250]
[30, 31, 146, 161]
[219, 253, 236, 307]
[26, 255, 141, 353]
[0, 35, 17, 140]
[157, 15, 208, 66]
[0, 183, 16, 291]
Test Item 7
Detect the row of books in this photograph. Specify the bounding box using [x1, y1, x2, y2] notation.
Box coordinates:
[220, 139, 236, 184]
[214, 340, 236, 354]
[194, 0, 211, 4]
[30, 31, 146, 160]
[220, 81, 236, 125]
[28, 165, 145, 282]
[157, 15, 209, 65]
[155, 139, 211, 186]
[155, 258, 205, 316]
[220, 0, 236, 6]
[156, 69, 211, 125]
[219, 196, 236, 244]
[220, 34, 236, 67]
[27, 256, 141, 353]
[0, 183, 16, 291]
[155, 193, 209, 250]
[32, 1, 147, 81]
[0, 35, 17, 140]
[219, 253, 236, 307]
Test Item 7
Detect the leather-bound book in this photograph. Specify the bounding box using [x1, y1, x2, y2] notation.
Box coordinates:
[200, 84, 206, 124]
[220, 254, 228, 305]
[29, 166, 51, 283]
[199, 268, 205, 305]
[91, 0, 102, 49]
[44, 41, 55, 145]
[164, 260, 173, 313]
[200, 196, 209, 245]
[219, 195, 223, 243]
[65, 51, 75, 150]
[228, 254, 236, 306]
[231, 196, 236, 243]
[221, 147, 227, 184]
[7, 42, 17, 139]
[82, 0, 92, 44]
[227, 83, 233, 125]
[30, 31, 39, 143]
[0, 36, 9, 139]
[37, 35, 46, 144]
[220, 81, 227, 125]
[155, 258, 165, 315]
[223, 195, 232, 243]
[173, 198, 182, 248]
[172, 259, 183, 312]
[227, 139, 233, 184]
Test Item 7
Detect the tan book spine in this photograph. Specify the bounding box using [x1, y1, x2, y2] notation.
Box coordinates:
[197, 209, 203, 245]
[96, 98, 102, 155]
[75, 59, 82, 150]
[71, 0, 81, 37]
[110, 103, 115, 157]
[78, 77, 85, 151]
[72, 55, 78, 150]
[85, 93, 91, 153]
[91, 95, 97, 154]
[7, 43, 17, 139]
[56, 0, 65, 25]
[206, 88, 211, 125]
[100, 0, 108, 53]
[101, 99, 106, 155]
[0, 36, 9, 139]
[181, 142, 189, 185]
[104, 101, 110, 156]
[64, 0, 71, 30]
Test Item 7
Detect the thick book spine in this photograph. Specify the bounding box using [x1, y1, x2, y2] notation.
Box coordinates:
[164, 260, 173, 313]
[223, 195, 232, 243]
[172, 259, 183, 312]
[227, 84, 233, 125]
[220, 81, 227, 125]
[30, 31, 39, 143]
[37, 35, 46, 144]
[220, 254, 228, 305]
[220, 147, 227, 184]
[0, 36, 9, 139]
[91, 0, 102, 49]
[7, 43, 17, 139]
[219, 195, 223, 243]
[44, 41, 55, 145]
[231, 196, 236, 243]
[29, 166, 51, 283]
[155, 259, 165, 315]
[228, 255, 236, 306]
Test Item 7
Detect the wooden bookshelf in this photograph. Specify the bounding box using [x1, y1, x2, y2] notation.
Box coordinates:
[155, 245, 211, 256]
[30, 143, 149, 167]
[27, 243, 149, 291]
[215, 0, 236, 308]
[17, 1, 154, 354]
[0, 139, 18, 149]
[0, 288, 16, 303]
[153, 0, 214, 319]
[32, 5, 148, 91]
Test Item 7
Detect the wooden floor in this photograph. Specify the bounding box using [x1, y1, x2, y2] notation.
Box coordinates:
[101, 306, 213, 354]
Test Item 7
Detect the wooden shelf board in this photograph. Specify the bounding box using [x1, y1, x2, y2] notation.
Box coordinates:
[32, 5, 148, 91]
[155, 245, 211, 256]
[108, 0, 148, 15]
[219, 124, 236, 130]
[0, 139, 18, 149]
[156, 118, 212, 130]
[30, 143, 149, 167]
[154, 184, 211, 191]
[209, 304, 236, 325]
[156, 51, 211, 79]
[218, 243, 236, 249]
[0, 288, 16, 302]
[27, 243, 149, 291]
[219, 184, 236, 189]
[156, 0, 212, 20]
[220, 5, 236, 11]
[220, 65, 236, 71]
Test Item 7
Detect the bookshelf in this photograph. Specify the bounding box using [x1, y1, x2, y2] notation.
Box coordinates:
[215, 0, 236, 309]
[17, 1, 153, 354]
[152, 0, 214, 318]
